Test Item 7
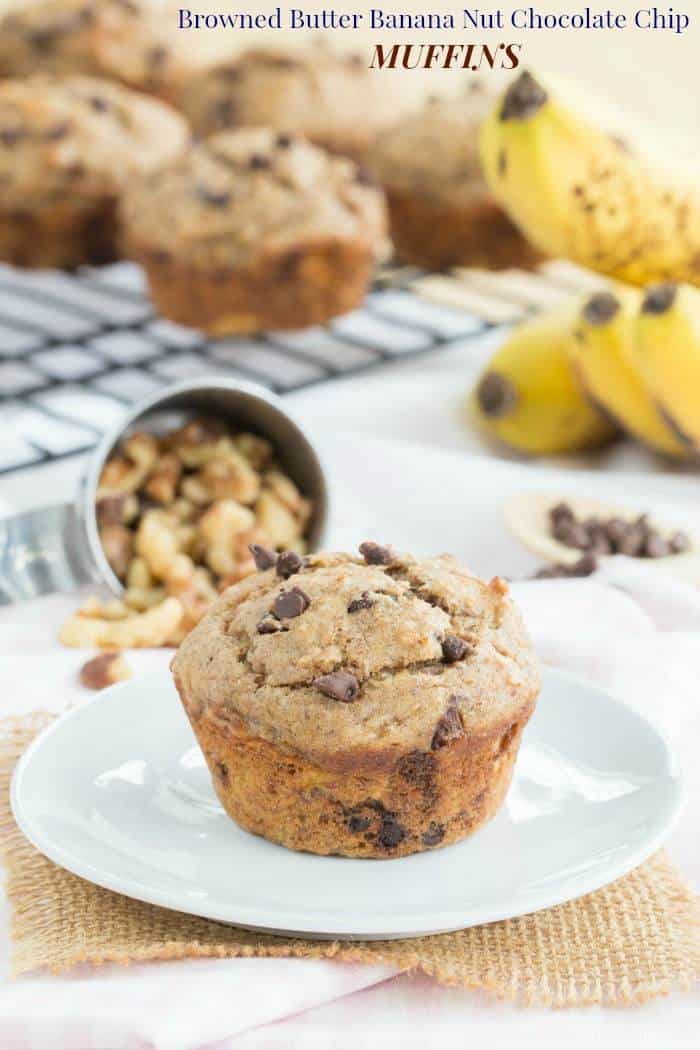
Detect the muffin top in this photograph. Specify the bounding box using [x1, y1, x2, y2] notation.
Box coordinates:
[172, 545, 540, 769]
[0, 0, 99, 78]
[0, 0, 199, 97]
[0, 75, 188, 206]
[369, 84, 497, 208]
[121, 127, 389, 266]
[178, 46, 396, 157]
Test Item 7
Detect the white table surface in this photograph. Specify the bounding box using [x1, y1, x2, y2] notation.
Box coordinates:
[1, 336, 698, 1048]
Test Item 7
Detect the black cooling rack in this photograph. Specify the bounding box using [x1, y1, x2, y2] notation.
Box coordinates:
[0, 262, 490, 477]
[0, 258, 595, 477]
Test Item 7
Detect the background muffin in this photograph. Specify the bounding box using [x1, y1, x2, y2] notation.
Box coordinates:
[121, 127, 389, 334]
[0, 0, 206, 102]
[178, 46, 396, 160]
[369, 84, 543, 272]
[172, 544, 540, 859]
[0, 74, 188, 268]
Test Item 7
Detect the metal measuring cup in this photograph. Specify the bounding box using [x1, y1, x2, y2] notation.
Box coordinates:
[0, 378, 329, 604]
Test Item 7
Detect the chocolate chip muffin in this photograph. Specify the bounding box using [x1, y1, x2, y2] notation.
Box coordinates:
[120, 127, 389, 334]
[0, 0, 199, 103]
[368, 85, 542, 271]
[0, 74, 188, 268]
[177, 47, 396, 160]
[172, 543, 540, 858]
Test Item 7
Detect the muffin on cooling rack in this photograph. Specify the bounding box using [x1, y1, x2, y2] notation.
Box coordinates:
[120, 127, 389, 335]
[177, 46, 395, 160]
[0, 75, 188, 269]
[368, 85, 542, 272]
[0, 0, 199, 102]
[172, 543, 540, 858]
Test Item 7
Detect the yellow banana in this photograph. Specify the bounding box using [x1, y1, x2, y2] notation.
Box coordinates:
[471, 306, 617, 455]
[480, 71, 700, 287]
[633, 282, 700, 452]
[569, 287, 688, 458]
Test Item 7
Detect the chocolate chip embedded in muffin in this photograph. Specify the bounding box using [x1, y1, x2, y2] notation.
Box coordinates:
[441, 634, 469, 663]
[171, 547, 540, 858]
[348, 592, 374, 613]
[431, 698, 465, 750]
[272, 586, 310, 619]
[313, 670, 360, 702]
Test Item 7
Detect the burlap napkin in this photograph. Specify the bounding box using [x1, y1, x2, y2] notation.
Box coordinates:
[2, 713, 698, 1006]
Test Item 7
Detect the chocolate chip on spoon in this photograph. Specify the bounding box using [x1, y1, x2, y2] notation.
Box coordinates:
[313, 671, 359, 702]
[359, 541, 393, 565]
[250, 544, 277, 571]
[273, 586, 310, 619]
[276, 550, 303, 578]
[441, 635, 469, 663]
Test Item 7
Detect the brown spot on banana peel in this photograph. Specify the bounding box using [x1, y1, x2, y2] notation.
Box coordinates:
[582, 292, 621, 326]
[500, 71, 548, 121]
[476, 372, 518, 418]
[642, 283, 678, 314]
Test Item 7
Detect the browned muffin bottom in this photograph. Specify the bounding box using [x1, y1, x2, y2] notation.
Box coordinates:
[136, 240, 378, 335]
[0, 199, 117, 270]
[385, 189, 544, 273]
[121, 128, 389, 335]
[172, 544, 540, 858]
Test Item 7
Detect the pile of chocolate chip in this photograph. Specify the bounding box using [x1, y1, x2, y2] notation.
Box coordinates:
[549, 502, 690, 559]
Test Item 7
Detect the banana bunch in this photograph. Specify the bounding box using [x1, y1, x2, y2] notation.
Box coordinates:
[471, 305, 617, 455]
[479, 71, 700, 288]
[472, 282, 700, 459]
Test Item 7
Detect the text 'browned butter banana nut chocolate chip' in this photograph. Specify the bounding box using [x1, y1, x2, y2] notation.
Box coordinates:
[120, 127, 390, 335]
[171, 544, 540, 858]
[0, 73, 187, 268]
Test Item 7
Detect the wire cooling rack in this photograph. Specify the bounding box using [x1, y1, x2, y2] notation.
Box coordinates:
[0, 259, 604, 477]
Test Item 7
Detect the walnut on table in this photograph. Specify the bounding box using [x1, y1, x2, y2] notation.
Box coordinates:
[79, 652, 132, 690]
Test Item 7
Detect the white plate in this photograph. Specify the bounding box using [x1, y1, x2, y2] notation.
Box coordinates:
[11, 668, 682, 940]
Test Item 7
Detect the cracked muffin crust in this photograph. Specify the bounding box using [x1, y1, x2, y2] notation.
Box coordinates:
[0, 74, 188, 268]
[368, 85, 542, 271]
[178, 46, 397, 161]
[121, 127, 390, 334]
[172, 544, 540, 858]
